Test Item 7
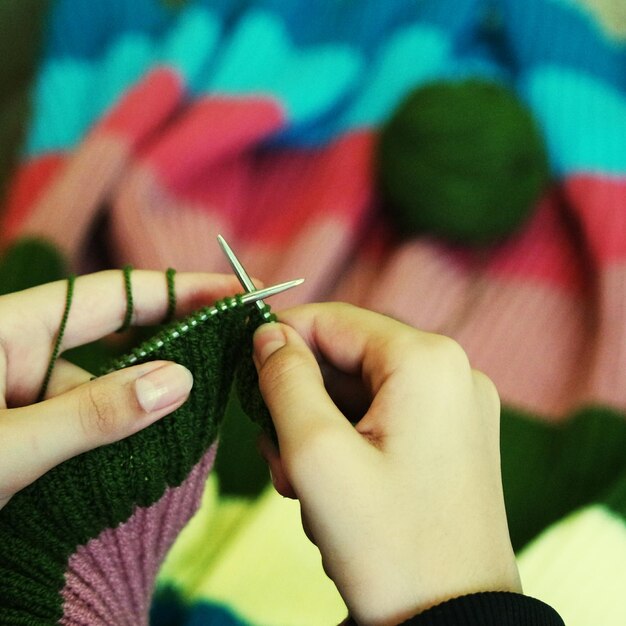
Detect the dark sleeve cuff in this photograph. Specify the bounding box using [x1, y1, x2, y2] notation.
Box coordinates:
[401, 592, 564, 626]
[343, 592, 565, 626]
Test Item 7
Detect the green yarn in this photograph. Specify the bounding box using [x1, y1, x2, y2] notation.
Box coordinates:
[215, 304, 278, 495]
[214, 388, 271, 497]
[236, 306, 278, 442]
[377, 79, 551, 245]
[165, 267, 177, 324]
[0, 295, 273, 622]
[37, 274, 76, 402]
[117, 264, 134, 332]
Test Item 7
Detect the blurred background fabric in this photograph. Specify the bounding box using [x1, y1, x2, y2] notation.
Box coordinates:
[0, 1, 625, 624]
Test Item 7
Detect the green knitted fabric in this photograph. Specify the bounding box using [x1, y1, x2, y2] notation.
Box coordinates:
[501, 405, 626, 551]
[0, 295, 272, 624]
[0, 237, 67, 296]
[236, 318, 277, 443]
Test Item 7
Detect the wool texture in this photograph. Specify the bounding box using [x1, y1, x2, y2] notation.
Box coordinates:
[0, 293, 270, 625]
[0, 0, 625, 624]
[377, 79, 551, 244]
[0, 237, 66, 295]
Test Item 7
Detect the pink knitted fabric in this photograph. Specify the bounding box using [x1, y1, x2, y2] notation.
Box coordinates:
[59, 445, 217, 626]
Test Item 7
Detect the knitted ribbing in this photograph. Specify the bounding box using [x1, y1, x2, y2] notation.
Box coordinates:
[345, 592, 565, 626]
[0, 297, 269, 624]
[236, 308, 277, 442]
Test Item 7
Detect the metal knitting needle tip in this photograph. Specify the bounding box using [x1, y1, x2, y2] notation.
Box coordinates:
[218, 235, 304, 310]
[217, 234, 256, 291]
[239, 279, 305, 305]
[217, 234, 265, 310]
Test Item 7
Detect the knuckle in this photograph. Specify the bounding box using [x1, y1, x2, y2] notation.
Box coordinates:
[398, 332, 470, 373]
[382, 328, 422, 363]
[473, 369, 501, 408]
[438, 335, 471, 368]
[426, 334, 471, 373]
[78, 383, 122, 439]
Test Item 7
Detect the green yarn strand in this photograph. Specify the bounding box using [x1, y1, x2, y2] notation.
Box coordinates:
[117, 265, 134, 333]
[164, 267, 177, 324]
[37, 274, 75, 403]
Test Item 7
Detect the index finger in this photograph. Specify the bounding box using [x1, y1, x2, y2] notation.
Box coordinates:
[4, 270, 247, 351]
[0, 270, 249, 408]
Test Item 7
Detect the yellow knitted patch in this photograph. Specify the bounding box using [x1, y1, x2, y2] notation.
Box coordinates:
[518, 504, 626, 626]
[157, 475, 252, 597]
[158, 477, 347, 625]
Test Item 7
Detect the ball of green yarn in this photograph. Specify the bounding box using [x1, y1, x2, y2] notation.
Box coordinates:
[377, 80, 551, 245]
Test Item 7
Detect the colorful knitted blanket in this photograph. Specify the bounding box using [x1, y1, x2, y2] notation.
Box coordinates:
[0, 1, 625, 624]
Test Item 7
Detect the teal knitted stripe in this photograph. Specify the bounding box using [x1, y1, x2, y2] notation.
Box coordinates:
[0, 297, 270, 622]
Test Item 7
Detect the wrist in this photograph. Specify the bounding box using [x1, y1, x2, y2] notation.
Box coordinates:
[342, 558, 521, 626]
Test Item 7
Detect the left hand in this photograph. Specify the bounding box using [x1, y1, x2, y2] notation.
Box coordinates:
[0, 269, 242, 511]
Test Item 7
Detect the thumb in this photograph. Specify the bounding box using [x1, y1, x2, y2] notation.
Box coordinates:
[0, 361, 192, 503]
[253, 323, 354, 459]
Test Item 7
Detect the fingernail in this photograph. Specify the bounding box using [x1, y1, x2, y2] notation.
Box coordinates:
[254, 324, 287, 366]
[135, 363, 193, 413]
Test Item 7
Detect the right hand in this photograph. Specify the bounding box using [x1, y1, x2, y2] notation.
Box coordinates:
[252, 303, 521, 626]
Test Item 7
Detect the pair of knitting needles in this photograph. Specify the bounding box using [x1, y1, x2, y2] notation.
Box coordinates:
[104, 236, 301, 371]
[217, 234, 304, 308]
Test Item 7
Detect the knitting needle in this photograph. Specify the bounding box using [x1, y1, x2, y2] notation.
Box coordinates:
[102, 279, 304, 372]
[238, 279, 304, 305]
[217, 234, 256, 291]
[218, 234, 298, 313]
